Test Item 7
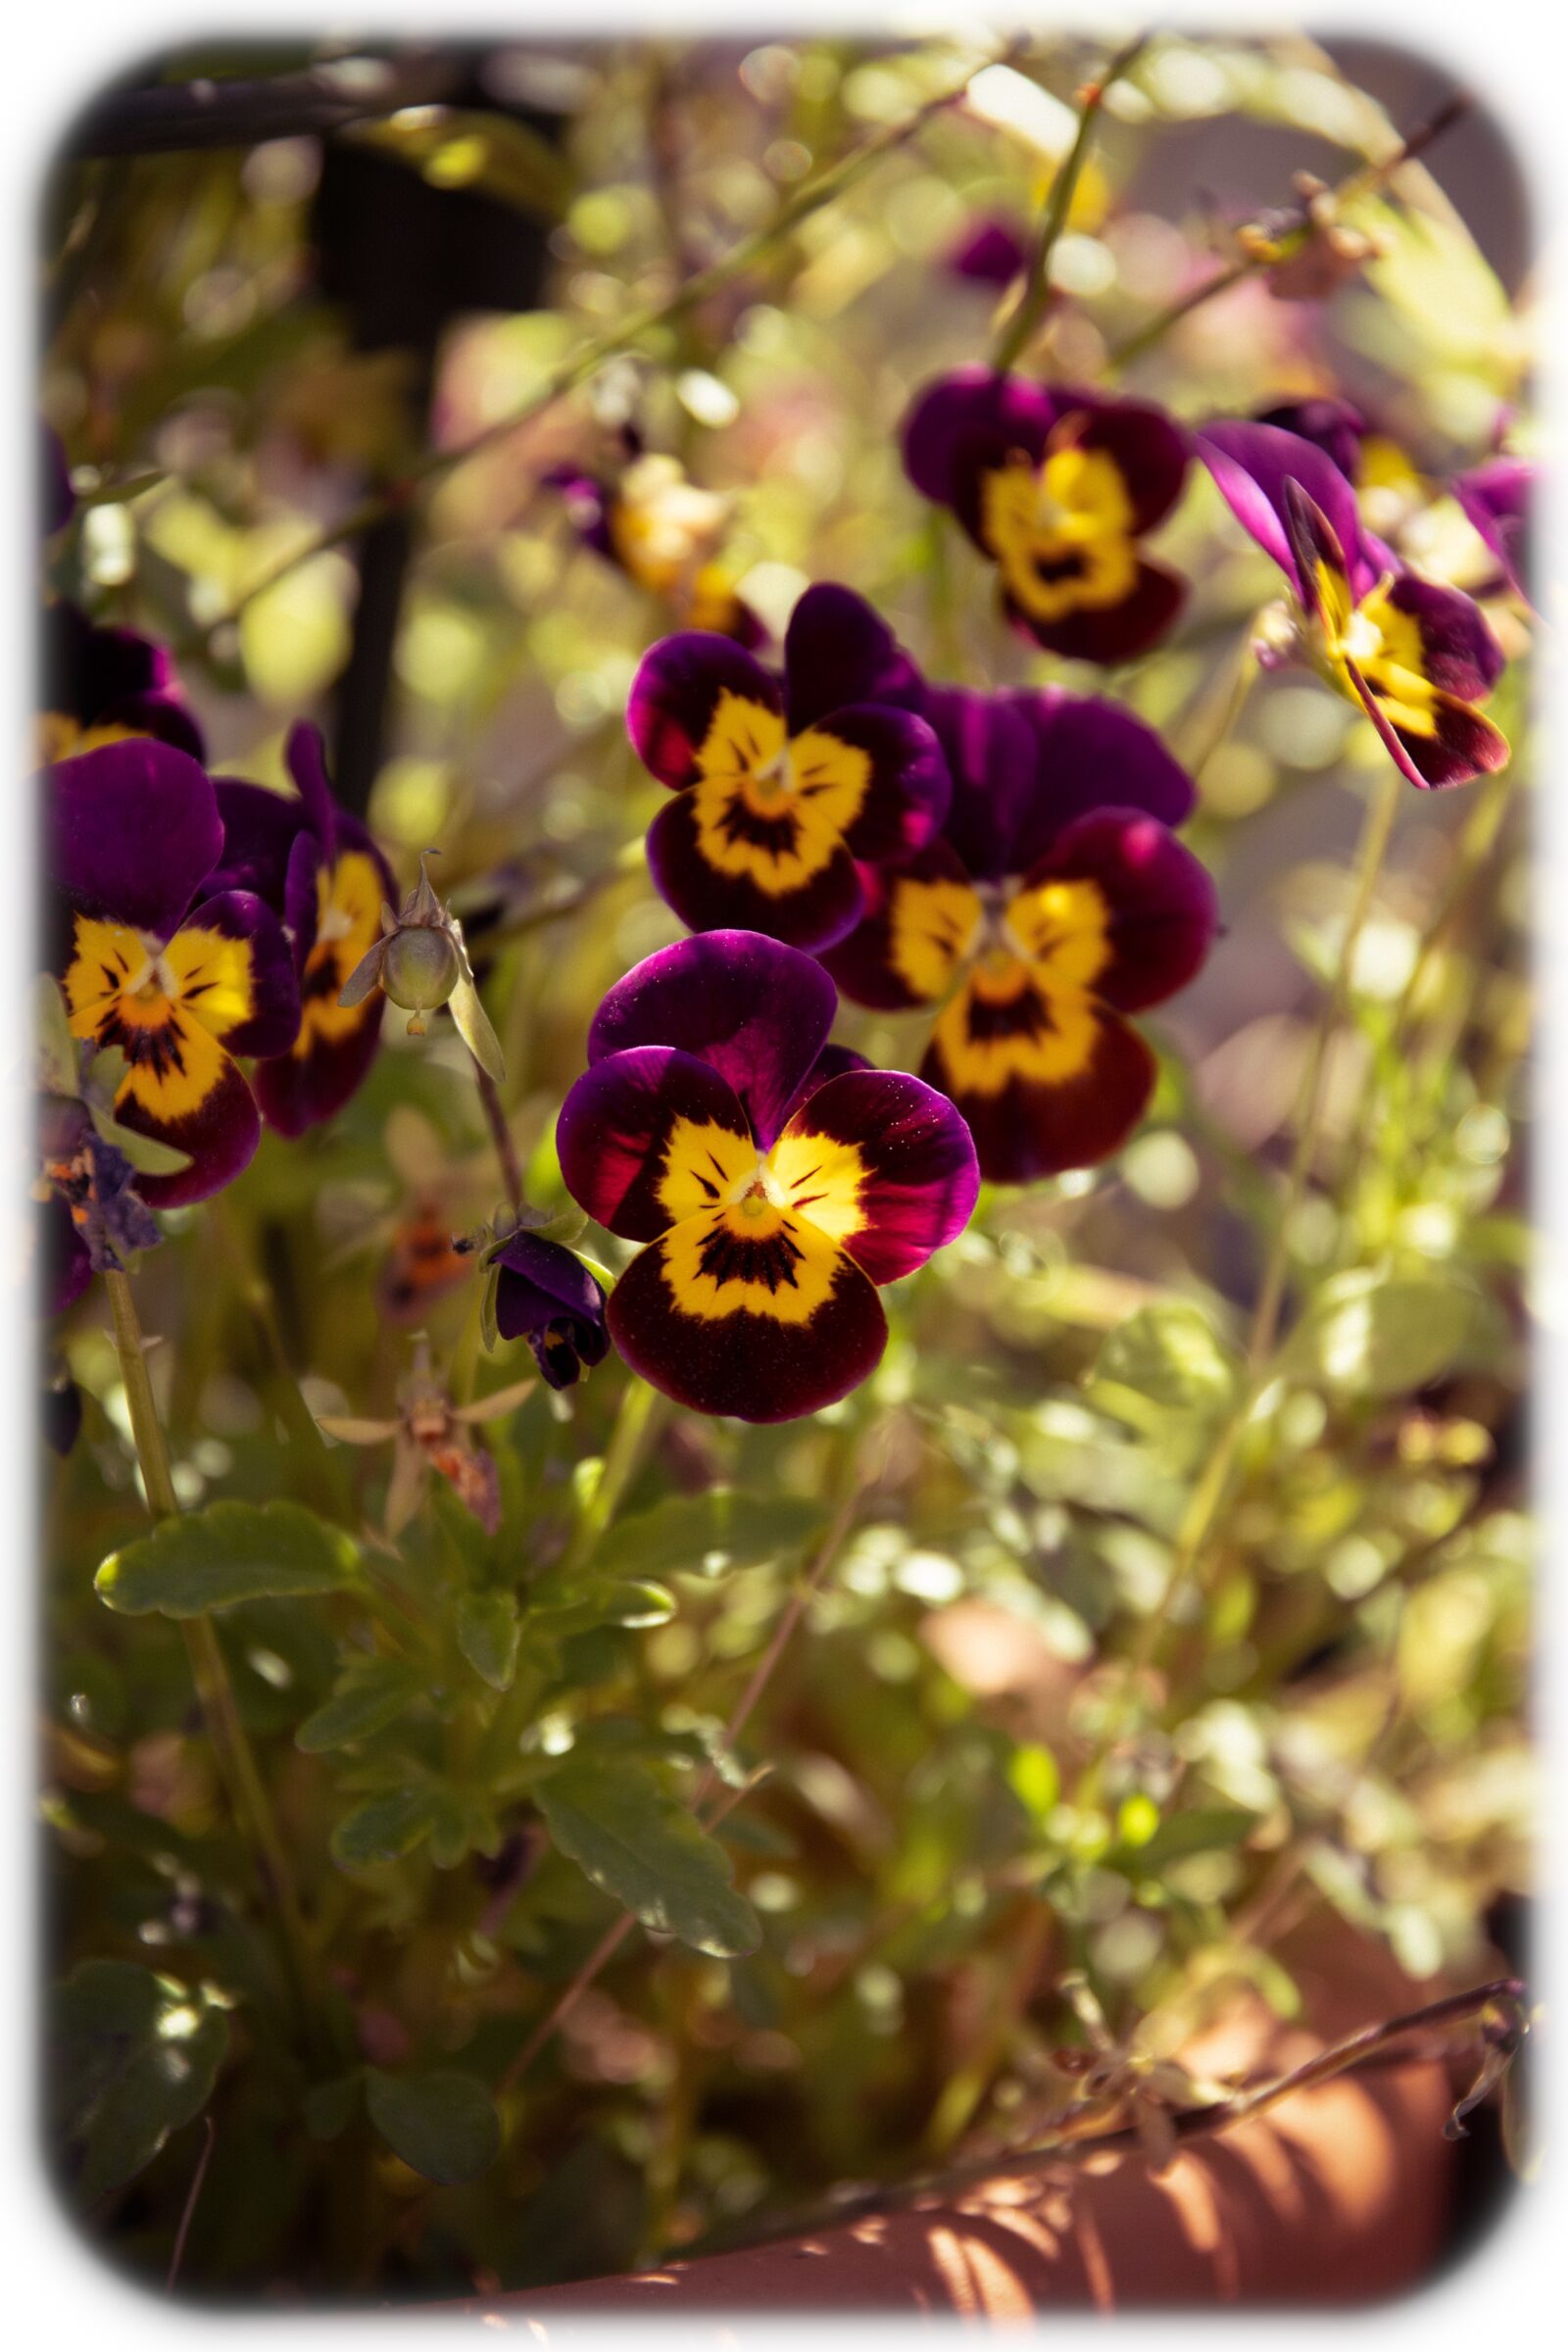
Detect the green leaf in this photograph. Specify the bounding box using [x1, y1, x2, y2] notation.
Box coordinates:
[1090, 1302, 1240, 1423]
[330, 1788, 441, 1868]
[87, 1105, 193, 1177]
[34, 976, 78, 1096]
[365, 2068, 501, 2185]
[456, 1591, 520, 1690]
[1286, 1270, 1477, 1399]
[304, 2072, 363, 2141]
[52, 1960, 228, 2204]
[537, 1752, 761, 1957]
[1112, 1806, 1257, 1875]
[296, 1660, 426, 1752]
[593, 1490, 825, 1583]
[448, 960, 505, 1082]
[96, 1500, 360, 1617]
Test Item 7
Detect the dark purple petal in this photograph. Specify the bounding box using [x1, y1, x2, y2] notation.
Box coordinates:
[283, 721, 340, 850]
[646, 788, 867, 953]
[1384, 573, 1505, 705]
[912, 686, 1036, 882]
[1051, 396, 1190, 536]
[781, 584, 924, 733]
[1002, 556, 1185, 664]
[1453, 458, 1534, 604]
[627, 631, 783, 790]
[558, 1046, 755, 1240]
[1256, 398, 1366, 483]
[493, 1231, 610, 1387]
[252, 1005, 385, 1137]
[175, 890, 302, 1059]
[207, 779, 306, 909]
[774, 1068, 978, 1285]
[43, 424, 74, 536]
[48, 739, 220, 940]
[544, 464, 616, 559]
[901, 367, 1060, 512]
[43, 1194, 93, 1315]
[42, 601, 205, 760]
[805, 706, 950, 861]
[946, 216, 1029, 286]
[922, 976, 1156, 1183]
[1198, 419, 1376, 603]
[818, 843, 980, 1012]
[795, 1041, 873, 1102]
[1015, 810, 1219, 1012]
[608, 1218, 888, 1422]
[1006, 691, 1198, 871]
[115, 1047, 261, 1208]
[588, 931, 838, 1151]
[1345, 660, 1511, 792]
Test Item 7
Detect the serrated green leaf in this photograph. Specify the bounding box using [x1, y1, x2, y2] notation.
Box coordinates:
[593, 1490, 825, 1584]
[537, 1752, 760, 1958]
[1090, 1302, 1240, 1422]
[1286, 1270, 1477, 1399]
[365, 2068, 501, 2184]
[330, 1787, 440, 1868]
[95, 1500, 360, 1617]
[51, 1960, 228, 2204]
[296, 1660, 426, 1752]
[456, 1591, 519, 1690]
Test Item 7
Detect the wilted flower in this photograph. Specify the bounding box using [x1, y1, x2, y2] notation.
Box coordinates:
[1239, 173, 1387, 302]
[902, 368, 1189, 662]
[47, 741, 301, 1200]
[548, 442, 764, 645]
[338, 851, 505, 1082]
[316, 1345, 537, 1540]
[1199, 418, 1510, 788]
[204, 723, 394, 1136]
[822, 685, 1217, 1184]
[489, 1230, 611, 1390]
[627, 585, 950, 952]
[557, 932, 978, 1420]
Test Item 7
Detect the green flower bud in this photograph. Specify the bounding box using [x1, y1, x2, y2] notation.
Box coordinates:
[381, 925, 460, 1018]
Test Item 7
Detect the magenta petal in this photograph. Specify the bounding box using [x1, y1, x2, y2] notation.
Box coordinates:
[48, 739, 221, 940]
[782, 584, 924, 733]
[627, 631, 782, 790]
[1021, 810, 1219, 1012]
[179, 890, 302, 1058]
[1453, 457, 1534, 603]
[646, 790, 866, 952]
[947, 216, 1029, 286]
[588, 932, 837, 1152]
[1198, 419, 1376, 603]
[1256, 398, 1366, 482]
[901, 367, 1059, 510]
[778, 1069, 978, 1284]
[608, 1227, 888, 1422]
[558, 1046, 753, 1240]
[1007, 692, 1197, 871]
[915, 686, 1038, 882]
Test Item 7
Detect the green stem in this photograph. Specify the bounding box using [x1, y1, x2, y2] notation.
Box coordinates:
[559, 1377, 669, 1582]
[104, 1267, 319, 2037]
[212, 1197, 341, 1515]
[991, 33, 1147, 373]
[472, 1053, 524, 1214]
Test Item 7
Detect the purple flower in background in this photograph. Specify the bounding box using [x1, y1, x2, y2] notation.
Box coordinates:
[627, 586, 950, 953]
[548, 446, 765, 645]
[902, 368, 1190, 662]
[1199, 418, 1510, 789]
[1453, 456, 1534, 607]
[945, 215, 1029, 288]
[556, 932, 977, 1421]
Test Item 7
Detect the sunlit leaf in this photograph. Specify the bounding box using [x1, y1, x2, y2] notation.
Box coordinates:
[52, 1960, 228, 2205]
[537, 1752, 760, 1957]
[95, 1501, 360, 1617]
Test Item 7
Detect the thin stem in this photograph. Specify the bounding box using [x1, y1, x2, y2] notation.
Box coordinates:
[165, 2115, 216, 2293]
[186, 37, 1024, 651]
[557, 1376, 669, 1582]
[104, 1268, 319, 2036]
[775, 1977, 1527, 2231]
[991, 34, 1147, 372]
[1103, 96, 1467, 375]
[472, 1054, 524, 1214]
[211, 1197, 341, 1514]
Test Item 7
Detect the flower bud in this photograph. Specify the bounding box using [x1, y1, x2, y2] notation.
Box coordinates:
[380, 925, 460, 1022]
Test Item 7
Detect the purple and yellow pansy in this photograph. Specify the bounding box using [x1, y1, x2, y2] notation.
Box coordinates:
[823, 687, 1217, 1185]
[627, 586, 951, 953]
[1453, 456, 1534, 608]
[205, 722, 394, 1134]
[48, 741, 301, 1203]
[1199, 419, 1509, 789]
[556, 933, 978, 1421]
[548, 444, 764, 645]
[492, 1230, 612, 1391]
[902, 368, 1190, 662]
[40, 599, 206, 768]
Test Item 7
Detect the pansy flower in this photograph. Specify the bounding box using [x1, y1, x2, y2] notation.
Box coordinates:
[48, 741, 301, 1203]
[822, 688, 1217, 1185]
[1198, 419, 1509, 788]
[945, 215, 1029, 288]
[204, 723, 394, 1134]
[557, 932, 978, 1421]
[39, 599, 206, 768]
[902, 368, 1189, 662]
[628, 585, 950, 953]
[548, 444, 764, 646]
[491, 1231, 611, 1391]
